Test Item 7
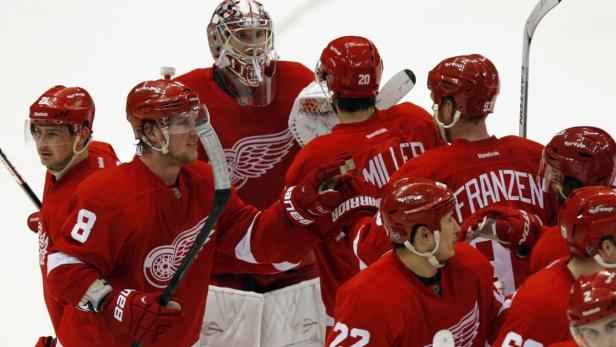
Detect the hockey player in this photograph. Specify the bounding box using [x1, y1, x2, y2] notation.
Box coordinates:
[175, 1, 320, 344]
[388, 54, 558, 294]
[284, 35, 442, 329]
[493, 186, 616, 346]
[27, 85, 119, 347]
[551, 270, 616, 347]
[461, 127, 616, 274]
[44, 77, 362, 346]
[174, 0, 318, 323]
[325, 177, 507, 346]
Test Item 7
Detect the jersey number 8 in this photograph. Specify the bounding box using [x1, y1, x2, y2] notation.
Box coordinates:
[70, 209, 97, 243]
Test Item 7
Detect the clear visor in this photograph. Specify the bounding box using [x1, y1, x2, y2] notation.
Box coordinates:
[165, 108, 203, 135]
[25, 120, 76, 146]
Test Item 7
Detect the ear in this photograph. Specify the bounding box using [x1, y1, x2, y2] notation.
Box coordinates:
[439, 99, 455, 123]
[413, 225, 435, 252]
[143, 122, 164, 145]
[599, 238, 616, 261]
[74, 127, 92, 151]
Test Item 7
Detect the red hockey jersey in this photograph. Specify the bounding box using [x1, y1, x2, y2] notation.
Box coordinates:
[176, 61, 316, 286]
[325, 243, 506, 347]
[38, 141, 118, 332]
[284, 102, 442, 319]
[46, 157, 321, 346]
[493, 257, 574, 347]
[548, 340, 577, 347]
[176, 61, 312, 208]
[531, 225, 569, 273]
[390, 135, 558, 294]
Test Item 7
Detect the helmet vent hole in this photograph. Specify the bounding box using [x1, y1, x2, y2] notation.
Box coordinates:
[579, 152, 592, 158]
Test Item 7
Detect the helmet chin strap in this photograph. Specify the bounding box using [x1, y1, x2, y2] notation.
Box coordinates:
[50, 135, 90, 179]
[403, 230, 445, 268]
[594, 254, 616, 269]
[432, 104, 461, 143]
[140, 128, 170, 154]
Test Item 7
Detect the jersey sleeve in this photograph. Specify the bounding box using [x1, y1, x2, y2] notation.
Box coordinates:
[343, 215, 391, 269]
[214, 186, 323, 265]
[530, 226, 568, 273]
[46, 188, 131, 305]
[491, 273, 572, 346]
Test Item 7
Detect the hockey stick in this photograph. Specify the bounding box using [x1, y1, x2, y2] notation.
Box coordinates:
[289, 69, 416, 147]
[519, 0, 562, 138]
[0, 147, 41, 208]
[131, 119, 231, 347]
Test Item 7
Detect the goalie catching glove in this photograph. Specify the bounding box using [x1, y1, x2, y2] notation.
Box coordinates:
[460, 206, 543, 257]
[102, 288, 184, 343]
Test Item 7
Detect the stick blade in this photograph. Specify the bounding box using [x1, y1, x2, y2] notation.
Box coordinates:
[376, 69, 416, 110]
[525, 0, 562, 38]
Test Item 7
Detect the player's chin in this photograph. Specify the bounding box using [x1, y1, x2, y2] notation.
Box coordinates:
[438, 246, 456, 261]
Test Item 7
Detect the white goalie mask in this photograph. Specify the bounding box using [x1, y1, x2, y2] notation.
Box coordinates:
[207, 0, 278, 106]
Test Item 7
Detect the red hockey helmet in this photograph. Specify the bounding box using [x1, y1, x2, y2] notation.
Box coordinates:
[380, 177, 455, 244]
[29, 85, 95, 131]
[541, 127, 616, 188]
[316, 36, 383, 98]
[568, 270, 616, 326]
[126, 78, 203, 140]
[560, 186, 616, 261]
[427, 54, 500, 117]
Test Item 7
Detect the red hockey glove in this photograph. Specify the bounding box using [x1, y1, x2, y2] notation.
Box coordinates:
[317, 191, 379, 240]
[34, 336, 56, 347]
[281, 157, 360, 227]
[460, 206, 543, 257]
[102, 289, 184, 343]
[27, 211, 40, 233]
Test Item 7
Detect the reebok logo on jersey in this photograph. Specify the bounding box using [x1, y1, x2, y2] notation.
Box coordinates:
[477, 151, 500, 159]
[588, 204, 614, 214]
[365, 128, 388, 139]
[32, 112, 48, 118]
[331, 196, 378, 222]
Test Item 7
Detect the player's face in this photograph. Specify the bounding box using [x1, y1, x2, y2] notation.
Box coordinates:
[435, 211, 460, 261]
[229, 27, 270, 56]
[166, 112, 198, 165]
[574, 315, 616, 347]
[30, 124, 76, 171]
